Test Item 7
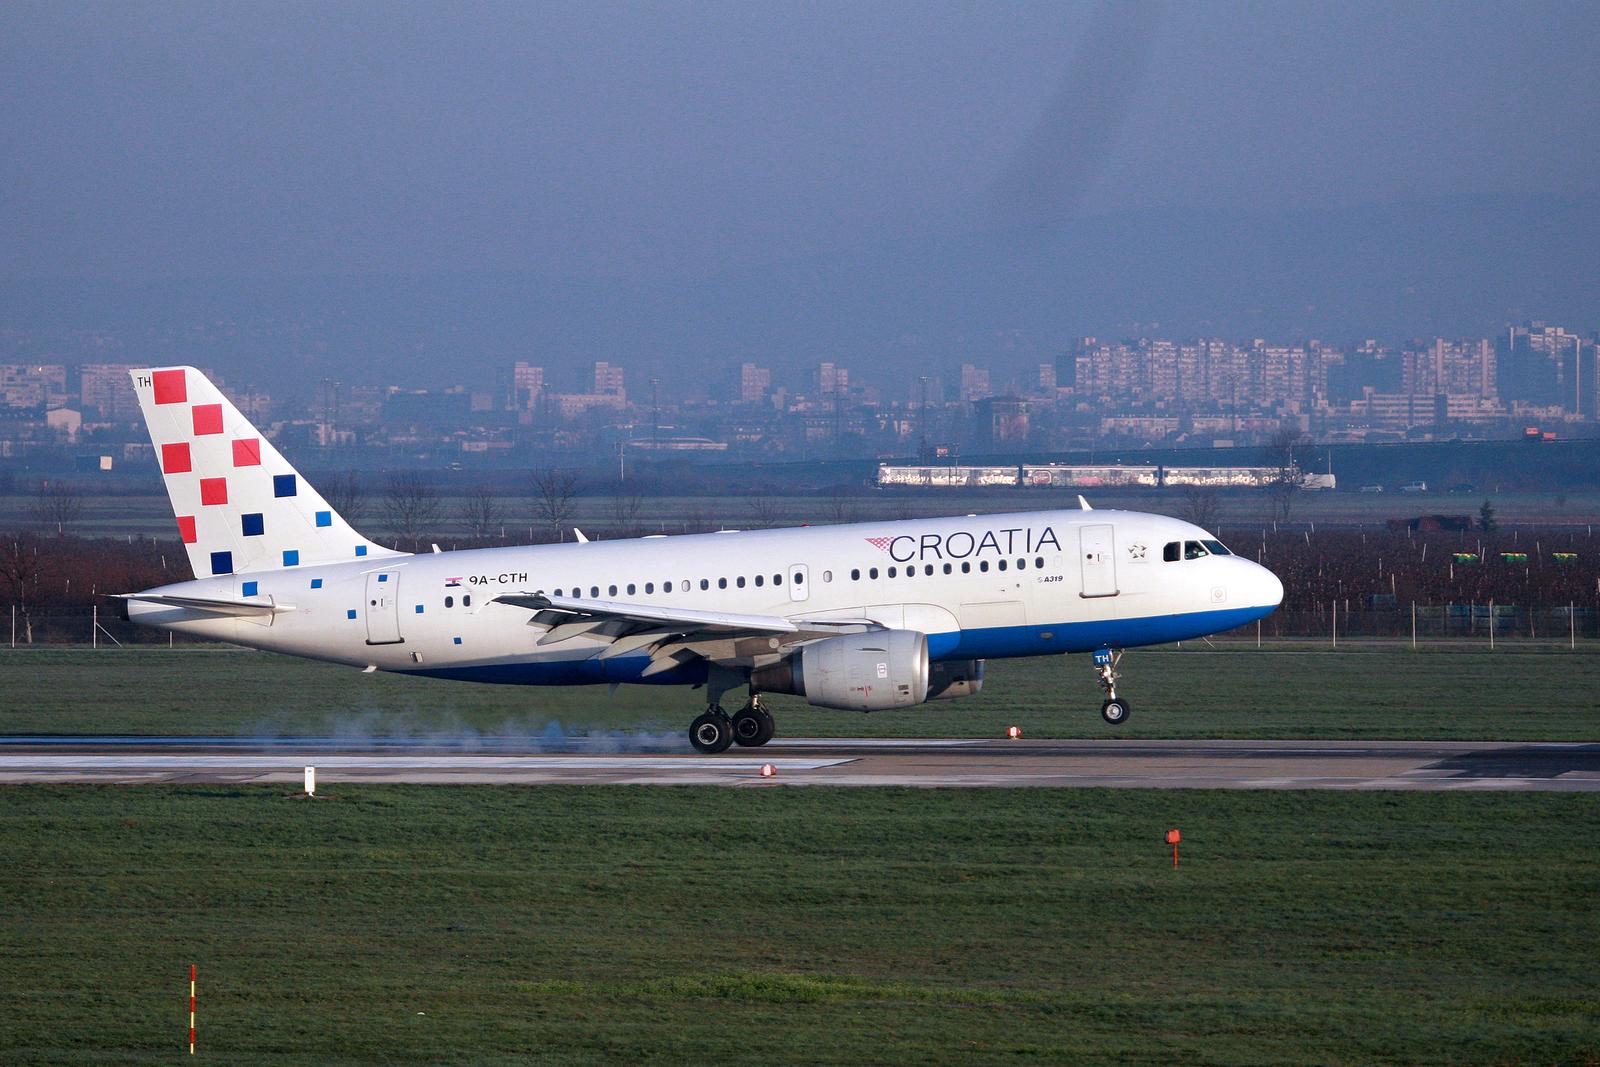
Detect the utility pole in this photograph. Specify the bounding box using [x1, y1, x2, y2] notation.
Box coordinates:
[917, 375, 929, 463]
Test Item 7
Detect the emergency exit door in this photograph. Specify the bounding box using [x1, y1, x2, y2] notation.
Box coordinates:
[364, 571, 404, 644]
[1079, 524, 1119, 598]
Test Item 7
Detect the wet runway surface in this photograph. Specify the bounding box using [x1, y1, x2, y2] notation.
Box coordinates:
[1, 736, 1597, 790]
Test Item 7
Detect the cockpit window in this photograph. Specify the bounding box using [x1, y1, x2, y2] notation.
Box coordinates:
[1163, 542, 1180, 562]
[1184, 540, 1208, 560]
[1202, 539, 1231, 556]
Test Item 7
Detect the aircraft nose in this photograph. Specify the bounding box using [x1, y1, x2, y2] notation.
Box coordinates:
[1253, 561, 1284, 608]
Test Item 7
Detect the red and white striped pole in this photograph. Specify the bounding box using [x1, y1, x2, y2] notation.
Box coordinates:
[188, 964, 196, 1054]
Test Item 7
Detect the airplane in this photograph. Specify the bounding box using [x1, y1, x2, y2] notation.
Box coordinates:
[116, 366, 1284, 753]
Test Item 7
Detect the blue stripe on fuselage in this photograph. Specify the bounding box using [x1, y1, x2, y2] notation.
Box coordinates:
[397, 605, 1271, 687]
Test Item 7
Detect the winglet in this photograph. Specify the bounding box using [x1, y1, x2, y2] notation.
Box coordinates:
[573, 528, 589, 544]
[1078, 495, 1093, 511]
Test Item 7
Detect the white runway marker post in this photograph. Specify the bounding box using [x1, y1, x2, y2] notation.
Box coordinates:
[188, 964, 196, 1054]
[304, 766, 316, 796]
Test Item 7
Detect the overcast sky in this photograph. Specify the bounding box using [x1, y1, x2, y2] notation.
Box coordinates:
[4, 0, 1596, 283]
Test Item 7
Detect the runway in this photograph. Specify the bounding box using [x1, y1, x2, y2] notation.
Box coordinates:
[1, 736, 1597, 790]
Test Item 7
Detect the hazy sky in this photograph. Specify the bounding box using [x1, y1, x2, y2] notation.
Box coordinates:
[4, 1, 1596, 283]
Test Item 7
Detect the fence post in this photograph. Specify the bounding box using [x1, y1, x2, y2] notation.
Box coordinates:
[1571, 602, 1576, 651]
[1411, 601, 1416, 651]
[92, 604, 97, 649]
[1331, 601, 1337, 649]
[1489, 599, 1495, 651]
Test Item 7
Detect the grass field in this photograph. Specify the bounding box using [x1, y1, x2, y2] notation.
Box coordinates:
[2, 646, 1597, 741]
[1, 785, 1595, 1065]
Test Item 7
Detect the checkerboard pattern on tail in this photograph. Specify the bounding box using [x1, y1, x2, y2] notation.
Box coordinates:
[131, 366, 403, 578]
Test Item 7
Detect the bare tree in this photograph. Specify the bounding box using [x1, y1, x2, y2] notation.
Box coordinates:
[1265, 428, 1308, 523]
[460, 484, 504, 542]
[608, 490, 644, 537]
[31, 482, 82, 535]
[531, 468, 581, 541]
[382, 470, 441, 546]
[822, 486, 858, 525]
[322, 470, 366, 526]
[0, 536, 50, 643]
[1179, 486, 1221, 530]
[747, 495, 782, 528]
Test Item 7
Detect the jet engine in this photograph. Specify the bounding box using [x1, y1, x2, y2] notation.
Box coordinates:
[753, 630, 929, 711]
[927, 659, 985, 701]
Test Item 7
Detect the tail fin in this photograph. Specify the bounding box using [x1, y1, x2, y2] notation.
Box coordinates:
[131, 366, 403, 577]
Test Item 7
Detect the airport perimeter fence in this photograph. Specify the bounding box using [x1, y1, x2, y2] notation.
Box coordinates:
[7, 602, 1600, 651]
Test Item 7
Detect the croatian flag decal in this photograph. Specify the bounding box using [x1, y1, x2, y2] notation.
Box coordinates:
[864, 536, 893, 551]
[445, 577, 463, 588]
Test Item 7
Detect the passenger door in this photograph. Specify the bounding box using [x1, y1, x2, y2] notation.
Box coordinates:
[1079, 524, 1119, 598]
[364, 570, 404, 644]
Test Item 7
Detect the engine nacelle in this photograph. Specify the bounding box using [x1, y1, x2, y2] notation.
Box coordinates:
[927, 659, 985, 701]
[753, 630, 929, 711]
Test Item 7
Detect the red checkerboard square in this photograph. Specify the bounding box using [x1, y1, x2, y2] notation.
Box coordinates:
[192, 403, 224, 436]
[152, 369, 186, 405]
[199, 477, 228, 506]
[176, 515, 197, 543]
[161, 442, 192, 474]
[232, 438, 261, 466]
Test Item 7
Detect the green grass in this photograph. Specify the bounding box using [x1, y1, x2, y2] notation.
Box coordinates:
[2, 646, 1597, 740]
[0, 785, 1595, 1065]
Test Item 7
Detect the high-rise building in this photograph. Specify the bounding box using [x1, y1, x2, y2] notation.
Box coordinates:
[506, 362, 545, 411]
[815, 362, 848, 395]
[736, 362, 771, 404]
[0, 365, 68, 410]
[959, 364, 991, 402]
[593, 361, 625, 398]
[78, 363, 142, 421]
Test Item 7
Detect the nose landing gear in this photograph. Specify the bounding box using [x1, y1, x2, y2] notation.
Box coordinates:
[1093, 648, 1131, 725]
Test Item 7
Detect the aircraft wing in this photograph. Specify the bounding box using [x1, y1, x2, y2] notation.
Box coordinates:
[490, 591, 870, 675]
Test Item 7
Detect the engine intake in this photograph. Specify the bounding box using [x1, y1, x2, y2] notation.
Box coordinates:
[753, 630, 929, 711]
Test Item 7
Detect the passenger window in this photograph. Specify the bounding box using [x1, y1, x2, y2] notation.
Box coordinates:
[774, 574, 783, 585]
[553, 589, 562, 597]
[754, 575, 764, 587]
[609, 584, 618, 596]
[822, 570, 831, 583]
[998, 560, 1007, 571]
[1035, 556, 1044, 568]
[942, 563, 952, 574]
[850, 568, 860, 581]
[645, 582, 654, 594]
[718, 578, 728, 589]
[888, 566, 897, 578]
[961, 561, 971, 573]
[736, 576, 746, 588]
[627, 583, 636, 595]
[590, 586, 599, 597]
[1163, 542, 1181, 562]
[869, 567, 879, 579]
[924, 564, 933, 576]
[1184, 541, 1208, 560]
[445, 596, 453, 608]
[700, 579, 709, 590]
[463, 595, 471, 607]
[980, 560, 990, 572]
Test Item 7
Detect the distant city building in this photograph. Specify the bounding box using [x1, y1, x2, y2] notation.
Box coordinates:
[507, 362, 545, 411]
[814, 361, 848, 396]
[78, 363, 142, 421]
[0, 364, 68, 410]
[734, 362, 771, 404]
[960, 363, 991, 402]
[1502, 322, 1595, 417]
[593, 360, 625, 398]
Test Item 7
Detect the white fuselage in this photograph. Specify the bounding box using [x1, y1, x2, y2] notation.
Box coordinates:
[126, 508, 1282, 689]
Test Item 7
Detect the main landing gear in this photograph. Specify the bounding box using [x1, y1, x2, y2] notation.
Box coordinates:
[1093, 648, 1131, 726]
[689, 696, 775, 754]
[689, 667, 776, 754]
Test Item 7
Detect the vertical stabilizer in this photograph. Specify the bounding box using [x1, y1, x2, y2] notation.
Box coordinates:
[131, 366, 404, 577]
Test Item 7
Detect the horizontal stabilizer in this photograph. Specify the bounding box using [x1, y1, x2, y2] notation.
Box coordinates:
[113, 593, 292, 617]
